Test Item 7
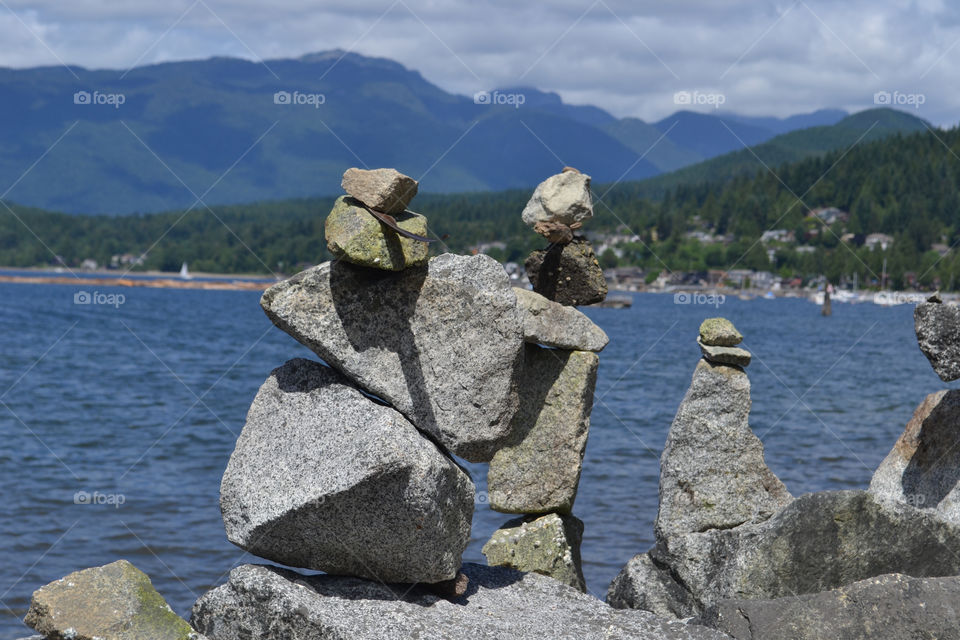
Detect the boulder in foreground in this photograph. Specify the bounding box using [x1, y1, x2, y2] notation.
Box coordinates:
[190, 563, 730, 640]
[24, 559, 196, 640]
[220, 358, 474, 584]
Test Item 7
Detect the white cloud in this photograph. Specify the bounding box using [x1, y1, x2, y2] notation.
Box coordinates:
[0, 0, 955, 125]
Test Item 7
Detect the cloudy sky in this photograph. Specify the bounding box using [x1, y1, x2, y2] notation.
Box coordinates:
[1, 0, 956, 125]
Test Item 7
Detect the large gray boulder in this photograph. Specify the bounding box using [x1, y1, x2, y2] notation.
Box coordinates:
[870, 389, 960, 524]
[191, 563, 731, 640]
[488, 345, 597, 515]
[915, 300, 960, 381]
[482, 513, 586, 591]
[220, 358, 474, 584]
[514, 287, 609, 351]
[614, 490, 960, 618]
[702, 573, 960, 640]
[521, 170, 593, 228]
[656, 359, 791, 540]
[260, 254, 525, 462]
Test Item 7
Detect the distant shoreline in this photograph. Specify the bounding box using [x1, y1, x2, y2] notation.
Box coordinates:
[0, 267, 275, 291]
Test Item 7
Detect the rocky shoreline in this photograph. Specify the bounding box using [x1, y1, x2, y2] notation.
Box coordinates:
[15, 170, 960, 639]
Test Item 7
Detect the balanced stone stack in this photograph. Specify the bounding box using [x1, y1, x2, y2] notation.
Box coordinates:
[522, 168, 608, 307]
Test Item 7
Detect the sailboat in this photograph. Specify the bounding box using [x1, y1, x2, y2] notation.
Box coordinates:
[179, 262, 192, 280]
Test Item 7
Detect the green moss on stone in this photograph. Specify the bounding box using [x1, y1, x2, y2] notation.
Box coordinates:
[325, 196, 429, 271]
[698, 317, 743, 347]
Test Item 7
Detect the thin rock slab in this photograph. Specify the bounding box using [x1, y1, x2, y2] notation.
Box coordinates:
[24, 560, 196, 640]
[325, 195, 429, 270]
[514, 287, 609, 351]
[525, 239, 608, 306]
[701, 573, 960, 640]
[656, 359, 791, 540]
[915, 300, 960, 381]
[341, 167, 418, 214]
[869, 389, 960, 523]
[482, 513, 586, 591]
[220, 358, 474, 584]
[260, 253, 525, 462]
[190, 563, 730, 640]
[696, 339, 751, 368]
[521, 171, 593, 228]
[488, 345, 597, 515]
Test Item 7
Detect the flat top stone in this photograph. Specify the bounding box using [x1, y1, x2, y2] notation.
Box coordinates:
[341, 167, 418, 214]
[697, 339, 751, 368]
[698, 318, 742, 347]
[514, 287, 609, 351]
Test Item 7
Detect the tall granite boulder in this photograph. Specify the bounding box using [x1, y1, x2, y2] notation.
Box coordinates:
[914, 300, 960, 381]
[191, 563, 731, 640]
[24, 560, 198, 640]
[488, 345, 597, 515]
[260, 253, 525, 462]
[482, 513, 586, 591]
[869, 389, 960, 524]
[220, 358, 474, 584]
[514, 287, 609, 351]
[525, 239, 607, 306]
[702, 573, 960, 640]
[325, 195, 429, 270]
[656, 359, 792, 540]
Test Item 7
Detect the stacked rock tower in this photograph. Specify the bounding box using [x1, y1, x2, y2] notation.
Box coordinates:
[218, 167, 609, 594]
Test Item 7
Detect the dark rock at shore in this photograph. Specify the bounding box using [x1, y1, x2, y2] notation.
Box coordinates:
[220, 358, 474, 584]
[190, 563, 730, 640]
[915, 301, 960, 381]
[525, 239, 607, 306]
[701, 573, 960, 639]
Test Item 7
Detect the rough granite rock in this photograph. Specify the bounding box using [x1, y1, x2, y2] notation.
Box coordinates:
[619, 490, 960, 619]
[190, 563, 730, 640]
[698, 318, 742, 347]
[482, 513, 586, 591]
[488, 345, 597, 515]
[525, 239, 608, 306]
[260, 253, 525, 462]
[521, 171, 593, 228]
[220, 358, 474, 583]
[869, 389, 960, 524]
[702, 573, 960, 640]
[656, 359, 791, 540]
[325, 195, 429, 270]
[607, 551, 700, 619]
[914, 300, 960, 381]
[514, 287, 609, 351]
[696, 339, 751, 368]
[24, 560, 196, 640]
[341, 167, 418, 214]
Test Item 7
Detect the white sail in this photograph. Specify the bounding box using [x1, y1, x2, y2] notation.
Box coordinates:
[179, 262, 192, 280]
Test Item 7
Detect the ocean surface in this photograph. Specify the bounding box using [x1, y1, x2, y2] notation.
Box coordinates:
[0, 282, 946, 637]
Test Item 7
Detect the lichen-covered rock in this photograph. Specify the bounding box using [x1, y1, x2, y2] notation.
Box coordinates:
[24, 560, 196, 640]
[325, 196, 429, 270]
[521, 171, 593, 228]
[702, 573, 960, 640]
[696, 339, 751, 368]
[260, 254, 525, 462]
[488, 345, 597, 515]
[697, 318, 742, 347]
[915, 300, 960, 381]
[525, 239, 607, 306]
[656, 359, 791, 540]
[514, 287, 608, 351]
[482, 513, 586, 591]
[191, 563, 730, 640]
[341, 167, 418, 214]
[869, 389, 960, 524]
[607, 551, 699, 619]
[220, 358, 474, 583]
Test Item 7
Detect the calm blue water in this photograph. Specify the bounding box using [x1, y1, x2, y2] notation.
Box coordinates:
[0, 283, 946, 636]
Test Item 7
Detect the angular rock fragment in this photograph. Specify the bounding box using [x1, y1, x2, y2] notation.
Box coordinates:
[341, 167, 418, 214]
[482, 513, 586, 591]
[24, 560, 196, 640]
[260, 254, 525, 462]
[521, 171, 593, 228]
[488, 345, 597, 515]
[190, 563, 730, 640]
[525, 239, 607, 306]
[656, 359, 791, 540]
[514, 287, 608, 352]
[325, 195, 429, 270]
[696, 339, 751, 368]
[220, 358, 474, 583]
[915, 301, 960, 381]
[607, 551, 699, 619]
